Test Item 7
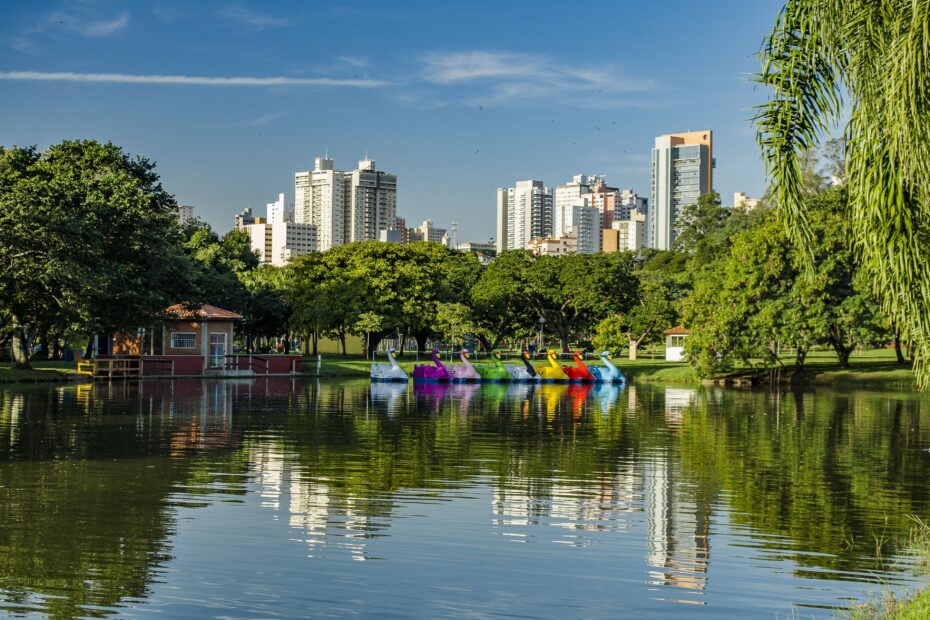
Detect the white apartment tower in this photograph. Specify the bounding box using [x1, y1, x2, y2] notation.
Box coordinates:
[554, 174, 603, 254]
[294, 156, 397, 252]
[651, 130, 714, 250]
[242, 193, 316, 267]
[266, 193, 286, 224]
[346, 158, 397, 243]
[496, 180, 553, 252]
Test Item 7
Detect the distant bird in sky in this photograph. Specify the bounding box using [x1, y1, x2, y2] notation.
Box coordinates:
[478, 105, 484, 110]
[474, 149, 480, 155]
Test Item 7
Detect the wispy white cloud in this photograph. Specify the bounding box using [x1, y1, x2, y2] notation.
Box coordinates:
[0, 71, 387, 88]
[5, 8, 130, 54]
[48, 10, 130, 37]
[216, 4, 292, 30]
[420, 50, 656, 107]
[337, 55, 369, 68]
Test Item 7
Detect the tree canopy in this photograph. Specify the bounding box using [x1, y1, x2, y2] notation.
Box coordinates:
[755, 0, 930, 385]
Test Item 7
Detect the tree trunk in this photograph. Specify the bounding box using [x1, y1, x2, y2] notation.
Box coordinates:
[52, 335, 62, 361]
[476, 334, 493, 352]
[339, 329, 347, 356]
[10, 323, 36, 370]
[37, 332, 49, 360]
[311, 331, 319, 356]
[794, 345, 808, 371]
[84, 337, 95, 360]
[415, 333, 429, 354]
[894, 332, 906, 364]
[628, 337, 639, 361]
[833, 343, 853, 368]
[558, 325, 571, 353]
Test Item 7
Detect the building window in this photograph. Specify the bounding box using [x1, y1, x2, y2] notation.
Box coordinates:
[171, 332, 197, 349]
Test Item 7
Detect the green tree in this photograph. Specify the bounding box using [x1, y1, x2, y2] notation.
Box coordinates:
[615, 275, 677, 360]
[239, 266, 290, 353]
[755, 0, 930, 385]
[0, 141, 190, 368]
[434, 302, 477, 348]
[682, 187, 886, 377]
[524, 253, 637, 352]
[470, 250, 536, 350]
[179, 219, 253, 313]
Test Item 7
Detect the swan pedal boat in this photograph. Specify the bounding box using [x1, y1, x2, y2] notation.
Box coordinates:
[370, 349, 408, 382]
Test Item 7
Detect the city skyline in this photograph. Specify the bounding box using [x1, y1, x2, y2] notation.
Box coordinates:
[0, 1, 783, 241]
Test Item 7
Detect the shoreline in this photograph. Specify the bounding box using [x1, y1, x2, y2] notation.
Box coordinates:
[0, 353, 917, 391]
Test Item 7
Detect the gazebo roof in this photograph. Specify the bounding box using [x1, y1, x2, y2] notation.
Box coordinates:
[162, 303, 244, 321]
[664, 326, 691, 336]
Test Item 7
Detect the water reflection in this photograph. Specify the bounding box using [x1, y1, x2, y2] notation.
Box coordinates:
[1, 380, 929, 618]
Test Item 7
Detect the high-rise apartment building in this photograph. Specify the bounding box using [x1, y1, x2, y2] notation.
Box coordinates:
[496, 180, 553, 252]
[241, 194, 316, 266]
[294, 156, 397, 252]
[176, 204, 194, 225]
[651, 130, 714, 250]
[266, 193, 286, 224]
[394, 216, 409, 244]
[346, 158, 397, 243]
[554, 174, 604, 254]
[616, 189, 648, 223]
[234, 207, 256, 229]
[603, 209, 647, 253]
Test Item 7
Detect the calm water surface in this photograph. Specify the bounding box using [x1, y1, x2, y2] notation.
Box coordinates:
[1, 379, 930, 618]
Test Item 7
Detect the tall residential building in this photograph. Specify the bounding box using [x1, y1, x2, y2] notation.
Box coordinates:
[346, 158, 397, 243]
[407, 219, 449, 245]
[496, 180, 553, 252]
[616, 189, 648, 222]
[554, 174, 604, 254]
[651, 130, 714, 250]
[234, 207, 256, 229]
[554, 199, 601, 254]
[294, 156, 397, 252]
[603, 209, 647, 253]
[176, 204, 194, 225]
[242, 194, 316, 266]
[394, 216, 409, 244]
[266, 193, 286, 224]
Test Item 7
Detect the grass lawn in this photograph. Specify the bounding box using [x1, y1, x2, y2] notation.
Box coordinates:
[307, 347, 916, 388]
[0, 360, 82, 383]
[307, 351, 699, 383]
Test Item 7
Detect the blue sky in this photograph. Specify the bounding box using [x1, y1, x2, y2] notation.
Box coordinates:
[0, 0, 784, 242]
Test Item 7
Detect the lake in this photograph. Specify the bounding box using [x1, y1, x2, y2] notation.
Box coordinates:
[1, 379, 929, 618]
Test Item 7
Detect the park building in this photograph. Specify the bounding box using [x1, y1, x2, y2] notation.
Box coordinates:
[294, 156, 397, 252]
[651, 130, 714, 250]
[603, 208, 647, 253]
[496, 180, 554, 252]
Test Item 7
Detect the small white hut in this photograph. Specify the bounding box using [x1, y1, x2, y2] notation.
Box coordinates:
[663, 326, 691, 361]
